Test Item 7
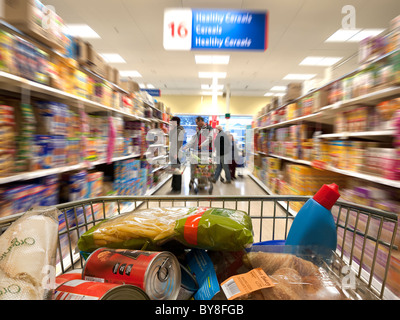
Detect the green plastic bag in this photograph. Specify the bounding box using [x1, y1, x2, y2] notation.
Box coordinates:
[78, 207, 253, 252]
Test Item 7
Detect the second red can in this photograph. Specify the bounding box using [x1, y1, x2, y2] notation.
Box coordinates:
[83, 248, 181, 300]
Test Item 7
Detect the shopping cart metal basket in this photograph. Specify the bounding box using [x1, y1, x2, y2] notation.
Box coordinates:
[0, 195, 397, 300]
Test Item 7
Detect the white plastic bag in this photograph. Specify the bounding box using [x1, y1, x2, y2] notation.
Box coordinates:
[0, 206, 59, 300]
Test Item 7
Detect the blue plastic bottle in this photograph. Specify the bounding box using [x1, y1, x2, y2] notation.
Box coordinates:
[286, 183, 340, 251]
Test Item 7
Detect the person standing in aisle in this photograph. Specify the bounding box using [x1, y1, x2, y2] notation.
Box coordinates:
[169, 116, 185, 166]
[212, 126, 232, 184]
[169, 116, 185, 191]
[183, 116, 215, 186]
[229, 134, 238, 180]
[184, 116, 214, 152]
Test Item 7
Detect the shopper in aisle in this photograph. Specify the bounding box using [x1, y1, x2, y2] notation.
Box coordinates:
[229, 134, 238, 180]
[183, 116, 214, 154]
[212, 126, 232, 184]
[169, 116, 185, 166]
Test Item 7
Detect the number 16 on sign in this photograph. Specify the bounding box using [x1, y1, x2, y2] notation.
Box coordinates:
[163, 9, 192, 50]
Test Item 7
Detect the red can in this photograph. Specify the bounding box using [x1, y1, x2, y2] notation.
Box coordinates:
[55, 269, 82, 286]
[55, 280, 149, 300]
[83, 248, 181, 300]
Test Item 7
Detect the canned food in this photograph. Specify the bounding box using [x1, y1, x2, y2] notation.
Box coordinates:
[83, 248, 181, 300]
[55, 280, 149, 300]
[55, 269, 82, 286]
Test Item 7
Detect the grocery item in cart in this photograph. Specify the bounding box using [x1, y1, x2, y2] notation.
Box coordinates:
[240, 251, 347, 300]
[55, 279, 149, 300]
[0, 206, 59, 300]
[55, 269, 83, 286]
[77, 206, 253, 252]
[82, 248, 181, 300]
[285, 183, 340, 251]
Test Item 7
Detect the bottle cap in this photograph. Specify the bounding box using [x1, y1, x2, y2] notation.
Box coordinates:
[313, 183, 340, 210]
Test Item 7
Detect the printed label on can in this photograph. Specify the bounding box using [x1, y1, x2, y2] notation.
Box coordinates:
[55, 279, 119, 300]
[83, 249, 157, 289]
[83, 248, 181, 300]
[55, 269, 83, 286]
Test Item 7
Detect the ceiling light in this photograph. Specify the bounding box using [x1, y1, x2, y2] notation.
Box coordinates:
[347, 29, 385, 42]
[198, 72, 227, 79]
[299, 56, 343, 66]
[283, 74, 316, 81]
[120, 70, 142, 78]
[201, 84, 224, 90]
[325, 28, 361, 42]
[65, 24, 101, 39]
[325, 28, 386, 42]
[195, 55, 230, 65]
[146, 84, 155, 89]
[100, 53, 126, 63]
[274, 93, 286, 97]
[270, 86, 287, 91]
[201, 91, 223, 96]
[264, 92, 275, 96]
[139, 83, 146, 89]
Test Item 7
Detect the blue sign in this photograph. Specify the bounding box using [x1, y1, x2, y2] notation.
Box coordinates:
[141, 89, 161, 97]
[164, 9, 268, 51]
[191, 10, 268, 51]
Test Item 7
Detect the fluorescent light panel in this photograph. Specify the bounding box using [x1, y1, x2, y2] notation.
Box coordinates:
[270, 86, 287, 91]
[347, 29, 385, 42]
[100, 53, 126, 63]
[120, 70, 142, 78]
[283, 74, 316, 80]
[201, 91, 223, 96]
[65, 24, 101, 39]
[198, 72, 227, 79]
[325, 28, 385, 42]
[300, 56, 343, 66]
[195, 55, 230, 65]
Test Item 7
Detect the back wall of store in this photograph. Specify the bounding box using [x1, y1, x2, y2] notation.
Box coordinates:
[158, 95, 271, 115]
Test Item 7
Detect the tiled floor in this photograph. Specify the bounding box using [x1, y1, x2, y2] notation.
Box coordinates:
[154, 166, 294, 243]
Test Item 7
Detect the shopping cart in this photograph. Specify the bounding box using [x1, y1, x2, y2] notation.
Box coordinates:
[0, 195, 397, 300]
[188, 152, 215, 194]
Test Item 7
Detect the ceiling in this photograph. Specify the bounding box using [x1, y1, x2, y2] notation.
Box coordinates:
[42, 0, 400, 97]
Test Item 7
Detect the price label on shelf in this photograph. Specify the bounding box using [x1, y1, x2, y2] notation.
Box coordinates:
[163, 8, 193, 51]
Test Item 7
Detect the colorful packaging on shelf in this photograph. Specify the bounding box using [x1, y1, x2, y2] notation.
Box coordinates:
[32, 135, 54, 170]
[0, 30, 16, 74]
[87, 171, 104, 199]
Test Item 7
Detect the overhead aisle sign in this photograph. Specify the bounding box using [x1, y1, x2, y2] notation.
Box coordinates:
[163, 8, 268, 51]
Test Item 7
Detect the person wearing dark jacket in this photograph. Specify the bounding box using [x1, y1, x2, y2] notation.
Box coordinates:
[212, 126, 232, 184]
[169, 116, 185, 166]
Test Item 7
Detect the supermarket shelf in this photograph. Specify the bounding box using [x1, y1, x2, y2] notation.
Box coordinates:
[326, 166, 400, 189]
[0, 71, 150, 122]
[263, 153, 400, 189]
[318, 130, 395, 139]
[257, 111, 325, 130]
[256, 86, 400, 131]
[0, 153, 141, 185]
[151, 165, 168, 173]
[248, 173, 298, 217]
[269, 154, 312, 166]
[341, 86, 400, 106]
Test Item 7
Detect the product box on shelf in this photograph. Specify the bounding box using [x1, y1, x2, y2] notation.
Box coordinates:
[75, 37, 90, 65]
[120, 79, 140, 93]
[3, 0, 66, 51]
[285, 82, 303, 102]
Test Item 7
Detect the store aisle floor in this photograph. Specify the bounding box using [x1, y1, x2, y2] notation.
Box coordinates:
[156, 166, 265, 196]
[154, 166, 293, 243]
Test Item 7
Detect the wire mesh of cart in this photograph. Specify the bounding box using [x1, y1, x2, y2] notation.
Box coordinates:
[0, 195, 397, 300]
[188, 152, 215, 194]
